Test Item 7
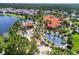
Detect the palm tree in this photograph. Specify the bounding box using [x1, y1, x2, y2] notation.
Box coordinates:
[0, 36, 4, 54]
[76, 49, 79, 54]
[53, 35, 56, 44]
[50, 47, 74, 55]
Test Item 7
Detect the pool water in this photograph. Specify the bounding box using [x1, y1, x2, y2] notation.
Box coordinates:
[45, 33, 67, 48]
[0, 16, 17, 35]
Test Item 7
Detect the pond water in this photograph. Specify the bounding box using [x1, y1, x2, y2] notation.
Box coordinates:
[45, 33, 67, 48]
[0, 16, 17, 35]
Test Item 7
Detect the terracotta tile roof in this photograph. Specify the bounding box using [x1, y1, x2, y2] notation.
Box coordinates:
[25, 22, 33, 26]
[44, 15, 61, 28]
[23, 22, 33, 26]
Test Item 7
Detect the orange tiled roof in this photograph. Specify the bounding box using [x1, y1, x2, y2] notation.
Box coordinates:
[44, 15, 61, 28]
[23, 22, 33, 26]
[25, 22, 33, 26]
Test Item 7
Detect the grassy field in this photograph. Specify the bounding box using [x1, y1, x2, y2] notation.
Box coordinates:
[72, 33, 79, 52]
[74, 22, 79, 26]
[6, 14, 25, 19]
[0, 36, 3, 43]
[0, 13, 25, 19]
[0, 37, 3, 39]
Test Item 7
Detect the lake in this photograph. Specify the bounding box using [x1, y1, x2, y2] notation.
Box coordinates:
[0, 16, 17, 35]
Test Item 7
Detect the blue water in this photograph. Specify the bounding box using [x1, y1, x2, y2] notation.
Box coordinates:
[45, 33, 66, 47]
[0, 16, 17, 35]
[27, 19, 33, 23]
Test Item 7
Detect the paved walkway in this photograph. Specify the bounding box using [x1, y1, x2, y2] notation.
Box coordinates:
[38, 45, 52, 55]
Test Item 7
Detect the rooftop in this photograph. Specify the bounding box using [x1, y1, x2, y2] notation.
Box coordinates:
[44, 15, 61, 28]
[23, 22, 33, 27]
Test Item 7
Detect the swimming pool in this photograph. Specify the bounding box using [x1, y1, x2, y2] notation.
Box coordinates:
[45, 33, 67, 48]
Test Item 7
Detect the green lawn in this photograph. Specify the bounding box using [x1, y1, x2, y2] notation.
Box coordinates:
[74, 22, 79, 26]
[72, 34, 79, 52]
[0, 37, 3, 40]
[0, 13, 25, 19]
[0, 36, 3, 43]
[6, 14, 25, 19]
